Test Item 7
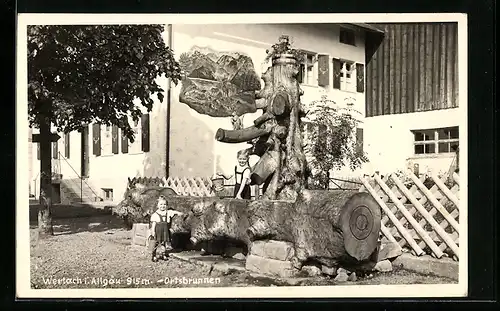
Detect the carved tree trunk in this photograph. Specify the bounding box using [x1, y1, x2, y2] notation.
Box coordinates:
[215, 53, 307, 201]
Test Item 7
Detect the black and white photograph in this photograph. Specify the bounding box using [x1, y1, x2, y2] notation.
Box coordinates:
[16, 13, 467, 298]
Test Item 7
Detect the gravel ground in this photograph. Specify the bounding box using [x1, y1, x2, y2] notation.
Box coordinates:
[30, 215, 456, 289]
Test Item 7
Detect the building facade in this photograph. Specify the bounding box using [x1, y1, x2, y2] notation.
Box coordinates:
[29, 23, 384, 203]
[363, 22, 460, 176]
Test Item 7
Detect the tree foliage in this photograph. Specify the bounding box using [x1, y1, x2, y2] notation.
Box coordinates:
[304, 96, 368, 189]
[28, 24, 182, 141]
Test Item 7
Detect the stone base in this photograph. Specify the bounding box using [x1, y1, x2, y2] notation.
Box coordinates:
[245, 254, 300, 278]
[131, 223, 150, 247]
[392, 253, 459, 281]
[246, 240, 300, 278]
[377, 242, 403, 262]
[249, 240, 295, 261]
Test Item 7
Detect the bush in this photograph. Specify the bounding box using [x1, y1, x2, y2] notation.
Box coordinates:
[303, 96, 368, 189]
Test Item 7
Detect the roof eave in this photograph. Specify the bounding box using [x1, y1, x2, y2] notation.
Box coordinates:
[346, 23, 386, 64]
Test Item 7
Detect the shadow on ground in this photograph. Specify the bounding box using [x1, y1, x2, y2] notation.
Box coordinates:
[30, 214, 128, 236]
[29, 203, 128, 236]
[29, 203, 116, 220]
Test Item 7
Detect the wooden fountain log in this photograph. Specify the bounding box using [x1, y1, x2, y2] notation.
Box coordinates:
[270, 92, 289, 116]
[247, 136, 273, 157]
[250, 150, 279, 185]
[169, 198, 253, 255]
[168, 190, 381, 269]
[247, 190, 381, 268]
[113, 186, 181, 225]
[215, 126, 271, 143]
[253, 92, 289, 126]
[164, 195, 218, 214]
[253, 111, 274, 127]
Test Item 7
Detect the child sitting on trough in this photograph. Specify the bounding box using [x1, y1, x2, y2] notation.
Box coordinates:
[217, 149, 252, 200]
[148, 195, 183, 262]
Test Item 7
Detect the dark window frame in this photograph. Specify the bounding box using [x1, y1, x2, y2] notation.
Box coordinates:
[412, 126, 459, 155]
[339, 27, 356, 46]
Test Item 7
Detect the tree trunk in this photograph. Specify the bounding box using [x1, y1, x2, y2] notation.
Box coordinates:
[250, 150, 279, 185]
[267, 54, 307, 201]
[215, 126, 271, 144]
[168, 190, 381, 269]
[114, 186, 211, 224]
[214, 53, 307, 201]
[248, 190, 380, 267]
[38, 117, 54, 237]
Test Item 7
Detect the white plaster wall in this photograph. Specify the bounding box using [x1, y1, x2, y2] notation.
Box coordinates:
[362, 108, 461, 175]
[86, 86, 169, 201]
[28, 128, 33, 195]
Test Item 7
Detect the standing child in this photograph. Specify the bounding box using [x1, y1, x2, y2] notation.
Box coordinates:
[149, 195, 183, 262]
[217, 149, 252, 199]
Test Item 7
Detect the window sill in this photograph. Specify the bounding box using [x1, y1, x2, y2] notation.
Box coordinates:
[338, 89, 358, 94]
[339, 41, 357, 46]
[95, 152, 144, 158]
[407, 153, 456, 160]
[300, 83, 319, 88]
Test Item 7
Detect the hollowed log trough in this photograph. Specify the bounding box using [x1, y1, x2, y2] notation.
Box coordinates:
[168, 189, 381, 270]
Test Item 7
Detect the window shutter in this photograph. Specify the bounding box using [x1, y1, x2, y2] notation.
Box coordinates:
[356, 63, 365, 93]
[318, 123, 328, 146]
[356, 128, 364, 154]
[297, 64, 304, 84]
[52, 141, 58, 159]
[64, 133, 70, 158]
[37, 143, 40, 160]
[141, 114, 150, 152]
[92, 123, 101, 156]
[317, 54, 330, 87]
[112, 126, 119, 154]
[332, 58, 342, 89]
[121, 129, 129, 154]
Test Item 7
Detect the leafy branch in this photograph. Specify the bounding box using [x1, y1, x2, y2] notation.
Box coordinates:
[264, 35, 304, 63]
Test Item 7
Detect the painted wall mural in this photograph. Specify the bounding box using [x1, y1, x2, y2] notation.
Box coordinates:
[178, 45, 261, 117]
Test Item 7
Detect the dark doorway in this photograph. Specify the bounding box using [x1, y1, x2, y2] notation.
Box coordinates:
[51, 183, 61, 204]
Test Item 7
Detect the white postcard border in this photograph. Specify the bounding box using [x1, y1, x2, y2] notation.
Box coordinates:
[16, 13, 468, 299]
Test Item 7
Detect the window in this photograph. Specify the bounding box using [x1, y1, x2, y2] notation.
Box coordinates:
[339, 27, 356, 46]
[129, 118, 142, 154]
[333, 59, 364, 93]
[101, 125, 113, 155]
[102, 188, 113, 201]
[412, 127, 459, 155]
[298, 52, 317, 86]
[340, 60, 356, 92]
